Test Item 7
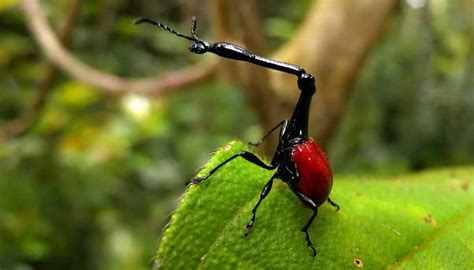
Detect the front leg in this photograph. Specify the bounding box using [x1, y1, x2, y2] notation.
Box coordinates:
[245, 173, 278, 235]
[192, 151, 277, 184]
[248, 120, 288, 147]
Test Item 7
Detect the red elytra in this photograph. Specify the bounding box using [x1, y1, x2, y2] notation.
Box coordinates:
[292, 138, 333, 206]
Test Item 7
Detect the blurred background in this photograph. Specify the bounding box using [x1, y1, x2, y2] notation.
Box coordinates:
[0, 0, 472, 269]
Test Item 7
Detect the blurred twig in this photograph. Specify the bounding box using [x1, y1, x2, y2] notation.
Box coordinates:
[1, 0, 82, 139]
[21, 0, 217, 96]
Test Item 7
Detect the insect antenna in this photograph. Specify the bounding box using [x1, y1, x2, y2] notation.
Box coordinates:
[133, 17, 199, 43]
[191, 16, 198, 37]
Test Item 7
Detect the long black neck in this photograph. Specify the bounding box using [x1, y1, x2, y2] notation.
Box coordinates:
[287, 89, 314, 141]
[134, 18, 318, 143]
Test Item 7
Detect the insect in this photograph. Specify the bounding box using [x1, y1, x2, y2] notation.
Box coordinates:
[134, 17, 340, 256]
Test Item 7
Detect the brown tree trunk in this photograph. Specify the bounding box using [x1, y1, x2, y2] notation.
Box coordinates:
[270, 0, 400, 147]
[210, 0, 399, 151]
[211, 0, 277, 152]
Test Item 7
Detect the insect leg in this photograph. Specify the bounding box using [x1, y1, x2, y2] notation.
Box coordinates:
[192, 151, 276, 184]
[293, 191, 319, 257]
[245, 172, 278, 235]
[248, 120, 288, 147]
[327, 197, 340, 211]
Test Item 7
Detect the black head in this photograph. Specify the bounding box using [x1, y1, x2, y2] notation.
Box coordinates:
[188, 43, 208, 54]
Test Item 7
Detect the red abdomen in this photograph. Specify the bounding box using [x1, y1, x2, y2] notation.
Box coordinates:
[291, 138, 333, 206]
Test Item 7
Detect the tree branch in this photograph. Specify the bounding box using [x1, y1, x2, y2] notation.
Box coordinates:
[21, 0, 217, 96]
[1, 0, 82, 139]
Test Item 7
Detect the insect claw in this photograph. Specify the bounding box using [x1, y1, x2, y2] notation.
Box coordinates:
[245, 222, 254, 236]
[191, 177, 205, 184]
[327, 198, 340, 211]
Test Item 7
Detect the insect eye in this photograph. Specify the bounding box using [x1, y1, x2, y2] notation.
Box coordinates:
[188, 43, 206, 54]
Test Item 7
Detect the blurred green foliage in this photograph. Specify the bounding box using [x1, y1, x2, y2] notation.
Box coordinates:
[0, 0, 472, 269]
[331, 1, 474, 175]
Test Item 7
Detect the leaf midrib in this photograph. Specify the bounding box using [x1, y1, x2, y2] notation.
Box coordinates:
[385, 206, 474, 269]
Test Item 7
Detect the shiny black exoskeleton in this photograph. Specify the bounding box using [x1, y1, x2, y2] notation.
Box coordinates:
[134, 17, 339, 256]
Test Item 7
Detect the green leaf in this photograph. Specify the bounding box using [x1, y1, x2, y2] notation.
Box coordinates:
[155, 141, 473, 269]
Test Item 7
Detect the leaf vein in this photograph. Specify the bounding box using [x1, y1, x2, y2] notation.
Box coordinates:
[386, 207, 474, 269]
